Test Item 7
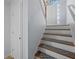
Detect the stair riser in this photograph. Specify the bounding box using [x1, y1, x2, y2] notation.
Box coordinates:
[46, 26, 70, 30]
[41, 40, 75, 53]
[43, 35, 73, 43]
[39, 48, 71, 59]
[45, 30, 71, 35]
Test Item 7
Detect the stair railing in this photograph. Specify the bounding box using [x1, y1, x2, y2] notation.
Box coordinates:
[68, 5, 75, 21]
[39, 0, 47, 25]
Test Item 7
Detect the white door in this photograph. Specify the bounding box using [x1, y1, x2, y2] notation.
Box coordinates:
[10, 0, 23, 59]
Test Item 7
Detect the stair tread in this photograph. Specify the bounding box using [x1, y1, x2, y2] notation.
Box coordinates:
[45, 29, 70, 30]
[46, 26, 70, 30]
[35, 51, 56, 59]
[46, 25, 69, 27]
[45, 30, 70, 34]
[39, 44, 75, 59]
[42, 38, 74, 46]
[43, 35, 73, 43]
[44, 33, 72, 37]
[45, 29, 70, 31]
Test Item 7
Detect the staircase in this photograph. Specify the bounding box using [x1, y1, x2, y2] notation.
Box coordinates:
[35, 25, 75, 59]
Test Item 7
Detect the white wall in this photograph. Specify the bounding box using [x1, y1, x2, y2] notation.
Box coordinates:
[67, 0, 75, 24]
[28, 0, 46, 59]
[4, 0, 11, 57]
[47, 5, 57, 25]
[67, 0, 75, 6]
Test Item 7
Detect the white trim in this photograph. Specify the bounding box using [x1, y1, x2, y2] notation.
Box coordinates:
[23, 0, 28, 59]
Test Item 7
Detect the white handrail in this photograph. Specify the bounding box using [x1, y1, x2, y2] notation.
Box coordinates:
[68, 5, 75, 21]
[39, 0, 47, 25]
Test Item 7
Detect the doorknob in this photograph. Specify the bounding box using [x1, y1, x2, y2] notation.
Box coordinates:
[19, 37, 21, 40]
